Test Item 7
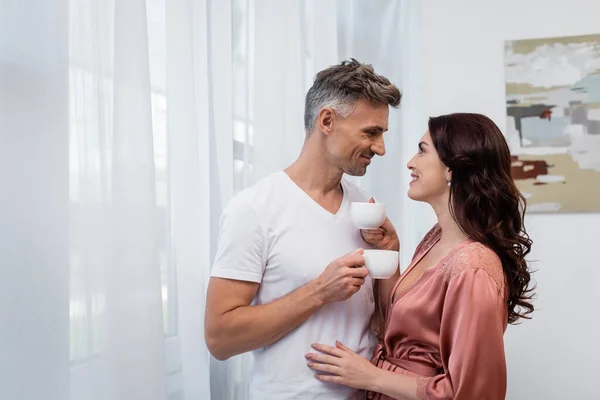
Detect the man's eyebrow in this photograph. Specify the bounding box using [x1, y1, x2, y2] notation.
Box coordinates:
[362, 125, 387, 132]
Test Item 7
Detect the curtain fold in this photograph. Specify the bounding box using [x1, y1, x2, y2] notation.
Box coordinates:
[0, 1, 70, 399]
[166, 0, 212, 398]
[108, 0, 166, 398]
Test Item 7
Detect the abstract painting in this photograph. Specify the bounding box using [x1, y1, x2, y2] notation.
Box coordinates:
[505, 33, 600, 213]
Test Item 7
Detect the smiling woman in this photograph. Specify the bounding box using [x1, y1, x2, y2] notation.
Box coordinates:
[406, 131, 451, 203]
[427, 113, 534, 324]
[308, 113, 534, 400]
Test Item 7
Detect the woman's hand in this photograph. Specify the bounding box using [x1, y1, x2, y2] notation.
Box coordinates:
[361, 198, 400, 252]
[305, 341, 382, 392]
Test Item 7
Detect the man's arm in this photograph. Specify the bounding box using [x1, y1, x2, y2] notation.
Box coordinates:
[205, 250, 368, 361]
[205, 278, 322, 360]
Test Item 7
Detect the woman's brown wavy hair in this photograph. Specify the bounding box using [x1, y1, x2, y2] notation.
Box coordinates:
[429, 113, 534, 324]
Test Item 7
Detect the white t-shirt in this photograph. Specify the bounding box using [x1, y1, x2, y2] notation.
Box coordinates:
[211, 171, 377, 400]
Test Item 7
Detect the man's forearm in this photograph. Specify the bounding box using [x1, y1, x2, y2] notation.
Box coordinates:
[207, 282, 325, 360]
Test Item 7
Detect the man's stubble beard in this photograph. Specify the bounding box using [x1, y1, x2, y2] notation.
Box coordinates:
[329, 152, 367, 177]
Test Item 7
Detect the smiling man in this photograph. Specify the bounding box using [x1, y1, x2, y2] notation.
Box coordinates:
[205, 59, 401, 400]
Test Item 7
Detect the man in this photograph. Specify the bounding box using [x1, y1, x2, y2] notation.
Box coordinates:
[205, 59, 401, 399]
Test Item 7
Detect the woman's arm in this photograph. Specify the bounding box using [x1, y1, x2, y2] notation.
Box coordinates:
[306, 342, 419, 400]
[418, 266, 507, 400]
[371, 369, 419, 400]
[376, 270, 400, 319]
[371, 272, 400, 340]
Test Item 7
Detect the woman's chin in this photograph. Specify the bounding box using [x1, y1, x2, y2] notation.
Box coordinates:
[407, 189, 428, 203]
[407, 189, 419, 201]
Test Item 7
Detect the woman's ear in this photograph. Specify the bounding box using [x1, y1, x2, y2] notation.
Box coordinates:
[445, 168, 452, 185]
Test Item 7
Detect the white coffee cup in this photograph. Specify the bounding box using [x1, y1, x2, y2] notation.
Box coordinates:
[363, 249, 399, 279]
[350, 202, 386, 229]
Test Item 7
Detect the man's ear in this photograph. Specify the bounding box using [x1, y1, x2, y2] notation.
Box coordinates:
[317, 107, 335, 136]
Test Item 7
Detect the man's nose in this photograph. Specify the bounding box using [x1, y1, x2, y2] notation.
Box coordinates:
[372, 136, 386, 156]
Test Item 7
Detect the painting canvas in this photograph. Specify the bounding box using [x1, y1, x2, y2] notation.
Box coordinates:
[505, 33, 600, 213]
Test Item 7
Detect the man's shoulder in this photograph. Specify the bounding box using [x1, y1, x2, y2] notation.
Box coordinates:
[233, 171, 286, 211]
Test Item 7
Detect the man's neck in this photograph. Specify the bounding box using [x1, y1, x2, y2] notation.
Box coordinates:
[284, 140, 343, 197]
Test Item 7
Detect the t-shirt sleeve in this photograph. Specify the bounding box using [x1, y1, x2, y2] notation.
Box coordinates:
[210, 195, 267, 283]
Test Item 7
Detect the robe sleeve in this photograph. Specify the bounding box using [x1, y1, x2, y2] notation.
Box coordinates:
[416, 266, 507, 400]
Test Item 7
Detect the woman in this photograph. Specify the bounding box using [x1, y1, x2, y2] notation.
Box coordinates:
[305, 113, 534, 399]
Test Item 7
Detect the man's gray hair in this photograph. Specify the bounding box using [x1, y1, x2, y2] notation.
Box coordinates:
[303, 59, 401, 132]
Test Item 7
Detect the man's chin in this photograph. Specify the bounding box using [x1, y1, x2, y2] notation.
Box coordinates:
[344, 167, 367, 177]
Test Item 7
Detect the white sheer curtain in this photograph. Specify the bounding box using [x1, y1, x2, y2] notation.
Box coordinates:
[1, 0, 225, 399]
[1, 1, 70, 399]
[1, 0, 420, 399]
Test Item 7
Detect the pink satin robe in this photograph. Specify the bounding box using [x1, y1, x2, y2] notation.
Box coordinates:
[368, 225, 508, 400]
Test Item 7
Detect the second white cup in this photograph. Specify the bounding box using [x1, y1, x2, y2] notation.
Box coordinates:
[363, 249, 399, 279]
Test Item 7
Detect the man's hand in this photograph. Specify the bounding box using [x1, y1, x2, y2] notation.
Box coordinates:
[311, 249, 369, 304]
[360, 198, 400, 252]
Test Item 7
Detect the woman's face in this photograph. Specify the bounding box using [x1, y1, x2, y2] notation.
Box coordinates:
[406, 130, 451, 204]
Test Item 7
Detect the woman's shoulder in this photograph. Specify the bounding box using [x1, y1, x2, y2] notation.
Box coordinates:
[446, 241, 504, 288]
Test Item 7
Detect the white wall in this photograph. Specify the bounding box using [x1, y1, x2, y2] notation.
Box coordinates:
[420, 1, 600, 398]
